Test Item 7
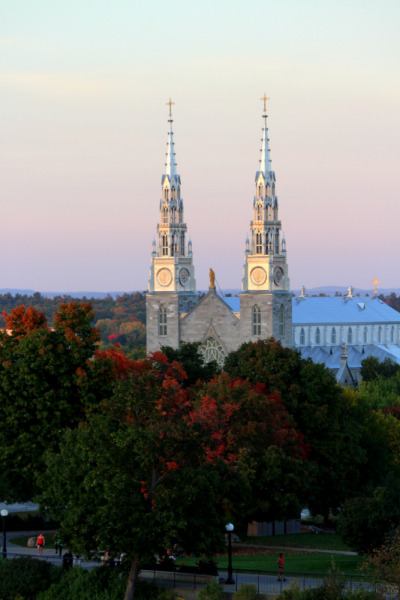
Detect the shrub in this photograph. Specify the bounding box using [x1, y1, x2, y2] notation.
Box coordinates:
[198, 580, 224, 600]
[196, 559, 219, 575]
[35, 566, 129, 600]
[233, 584, 260, 600]
[0, 556, 60, 600]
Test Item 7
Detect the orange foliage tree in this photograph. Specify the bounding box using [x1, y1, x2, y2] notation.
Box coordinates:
[41, 352, 249, 600]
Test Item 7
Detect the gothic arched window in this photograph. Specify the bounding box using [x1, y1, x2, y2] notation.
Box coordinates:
[179, 208, 183, 223]
[391, 326, 395, 343]
[162, 235, 168, 256]
[300, 328, 305, 345]
[252, 305, 261, 336]
[348, 327, 353, 344]
[173, 235, 178, 254]
[164, 188, 169, 200]
[158, 305, 167, 336]
[171, 187, 175, 200]
[331, 327, 336, 344]
[378, 326, 382, 343]
[258, 185, 263, 198]
[180, 233, 185, 257]
[316, 327, 320, 345]
[279, 304, 285, 337]
[256, 233, 262, 254]
[163, 207, 168, 224]
[364, 326, 368, 344]
[257, 204, 262, 220]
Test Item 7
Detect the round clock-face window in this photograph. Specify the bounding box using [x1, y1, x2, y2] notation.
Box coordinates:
[179, 268, 190, 287]
[274, 267, 284, 286]
[157, 268, 172, 286]
[250, 266, 267, 286]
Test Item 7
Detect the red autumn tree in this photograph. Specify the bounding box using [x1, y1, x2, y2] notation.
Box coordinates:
[41, 353, 248, 600]
[190, 373, 311, 523]
[3, 304, 47, 336]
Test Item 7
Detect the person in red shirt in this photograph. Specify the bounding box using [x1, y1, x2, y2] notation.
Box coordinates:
[37, 533, 45, 556]
[277, 553, 286, 582]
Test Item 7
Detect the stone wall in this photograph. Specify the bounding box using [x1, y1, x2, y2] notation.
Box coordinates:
[146, 293, 180, 353]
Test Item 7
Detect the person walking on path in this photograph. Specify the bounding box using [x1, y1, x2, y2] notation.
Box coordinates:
[55, 534, 63, 557]
[62, 549, 73, 571]
[37, 532, 45, 556]
[277, 553, 286, 582]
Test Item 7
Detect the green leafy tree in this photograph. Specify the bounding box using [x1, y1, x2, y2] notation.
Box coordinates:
[360, 356, 400, 383]
[41, 352, 247, 600]
[0, 303, 101, 501]
[224, 338, 366, 521]
[358, 373, 400, 411]
[161, 341, 220, 387]
[336, 485, 400, 553]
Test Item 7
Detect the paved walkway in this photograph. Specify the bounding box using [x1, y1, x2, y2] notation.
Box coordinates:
[234, 543, 357, 556]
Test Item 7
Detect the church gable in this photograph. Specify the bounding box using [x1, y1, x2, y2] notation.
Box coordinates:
[180, 289, 240, 356]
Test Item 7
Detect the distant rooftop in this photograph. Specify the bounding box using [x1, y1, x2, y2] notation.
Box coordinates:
[222, 295, 400, 325]
[292, 296, 400, 324]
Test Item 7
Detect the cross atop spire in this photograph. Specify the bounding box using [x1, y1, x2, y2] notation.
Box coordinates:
[372, 277, 380, 295]
[166, 98, 175, 117]
[260, 94, 270, 113]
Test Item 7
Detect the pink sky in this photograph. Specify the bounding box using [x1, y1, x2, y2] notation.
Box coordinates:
[1, 0, 399, 293]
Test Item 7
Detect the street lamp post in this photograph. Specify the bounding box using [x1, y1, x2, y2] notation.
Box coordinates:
[225, 523, 235, 585]
[1, 509, 8, 558]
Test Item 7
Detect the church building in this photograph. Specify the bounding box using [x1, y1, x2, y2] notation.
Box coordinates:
[146, 100, 400, 381]
[146, 98, 292, 365]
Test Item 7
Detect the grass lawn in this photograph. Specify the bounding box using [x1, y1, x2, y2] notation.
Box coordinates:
[180, 554, 364, 575]
[239, 533, 351, 552]
[10, 534, 57, 550]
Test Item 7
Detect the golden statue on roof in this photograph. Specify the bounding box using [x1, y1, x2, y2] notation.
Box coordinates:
[209, 268, 215, 288]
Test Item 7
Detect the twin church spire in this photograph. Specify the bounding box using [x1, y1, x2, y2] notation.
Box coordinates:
[148, 97, 290, 295]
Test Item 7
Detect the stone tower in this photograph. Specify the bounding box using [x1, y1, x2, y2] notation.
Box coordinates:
[146, 102, 200, 353]
[240, 97, 292, 346]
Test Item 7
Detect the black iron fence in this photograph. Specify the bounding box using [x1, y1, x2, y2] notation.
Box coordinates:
[1, 553, 398, 598]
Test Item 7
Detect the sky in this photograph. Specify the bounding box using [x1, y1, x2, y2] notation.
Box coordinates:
[1, 0, 399, 293]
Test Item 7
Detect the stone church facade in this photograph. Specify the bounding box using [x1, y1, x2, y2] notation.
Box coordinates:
[146, 101, 292, 365]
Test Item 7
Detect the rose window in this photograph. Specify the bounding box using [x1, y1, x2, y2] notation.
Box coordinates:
[200, 337, 226, 367]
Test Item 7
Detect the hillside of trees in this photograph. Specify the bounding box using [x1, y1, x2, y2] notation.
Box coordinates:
[0, 292, 146, 358]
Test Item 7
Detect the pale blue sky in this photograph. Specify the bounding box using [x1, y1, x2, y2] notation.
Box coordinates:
[1, 0, 399, 291]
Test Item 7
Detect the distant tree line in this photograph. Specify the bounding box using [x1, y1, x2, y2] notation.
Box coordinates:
[0, 292, 146, 358]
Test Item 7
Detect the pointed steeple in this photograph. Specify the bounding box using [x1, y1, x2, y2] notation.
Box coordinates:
[165, 99, 178, 178]
[259, 94, 271, 176]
